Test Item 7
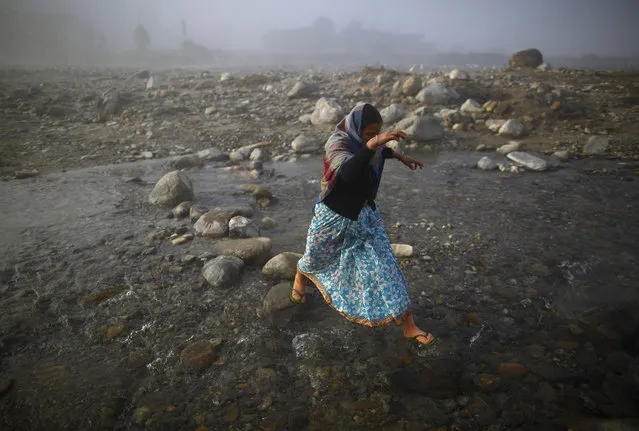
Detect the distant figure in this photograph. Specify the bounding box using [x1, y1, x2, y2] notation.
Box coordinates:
[291, 103, 436, 347]
[133, 24, 150, 52]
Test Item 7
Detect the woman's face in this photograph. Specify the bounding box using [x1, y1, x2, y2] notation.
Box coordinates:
[361, 122, 382, 142]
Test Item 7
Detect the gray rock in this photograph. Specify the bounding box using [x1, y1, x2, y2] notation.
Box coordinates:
[405, 116, 444, 142]
[292, 134, 319, 153]
[497, 141, 522, 155]
[380, 103, 404, 124]
[189, 204, 208, 222]
[553, 150, 571, 161]
[460, 99, 484, 114]
[498, 119, 526, 138]
[260, 217, 278, 230]
[249, 148, 269, 162]
[507, 151, 548, 171]
[202, 256, 244, 288]
[287, 81, 317, 99]
[509, 48, 544, 69]
[262, 252, 303, 280]
[214, 237, 272, 264]
[170, 155, 202, 170]
[402, 76, 422, 96]
[310, 97, 343, 125]
[194, 210, 236, 238]
[228, 216, 260, 238]
[96, 88, 123, 123]
[298, 114, 313, 124]
[172, 201, 193, 219]
[387, 139, 406, 155]
[148, 171, 194, 207]
[197, 148, 229, 162]
[583, 136, 610, 155]
[262, 282, 301, 325]
[416, 83, 460, 105]
[478, 156, 498, 171]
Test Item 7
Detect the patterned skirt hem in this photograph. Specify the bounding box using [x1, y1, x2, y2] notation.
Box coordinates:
[297, 267, 410, 328]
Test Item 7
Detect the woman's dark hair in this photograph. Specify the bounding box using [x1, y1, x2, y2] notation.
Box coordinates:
[361, 104, 383, 129]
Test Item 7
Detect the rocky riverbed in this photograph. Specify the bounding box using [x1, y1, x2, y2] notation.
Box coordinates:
[1, 65, 639, 431]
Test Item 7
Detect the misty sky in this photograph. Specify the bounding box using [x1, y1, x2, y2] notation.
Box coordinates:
[9, 0, 639, 57]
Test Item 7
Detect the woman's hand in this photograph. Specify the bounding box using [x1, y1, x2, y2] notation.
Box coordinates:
[366, 130, 407, 151]
[398, 153, 424, 170]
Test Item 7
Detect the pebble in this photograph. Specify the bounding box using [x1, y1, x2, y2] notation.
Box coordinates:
[180, 340, 218, 371]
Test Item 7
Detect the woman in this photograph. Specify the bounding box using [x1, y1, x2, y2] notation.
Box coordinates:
[291, 103, 435, 346]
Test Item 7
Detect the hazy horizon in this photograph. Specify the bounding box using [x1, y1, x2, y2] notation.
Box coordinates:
[3, 0, 639, 58]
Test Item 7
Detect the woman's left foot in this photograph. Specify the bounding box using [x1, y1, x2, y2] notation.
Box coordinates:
[406, 333, 436, 346]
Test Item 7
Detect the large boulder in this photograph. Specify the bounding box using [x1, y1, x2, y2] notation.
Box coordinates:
[416, 83, 460, 105]
[202, 256, 244, 288]
[310, 98, 343, 125]
[403, 116, 444, 142]
[509, 49, 544, 69]
[148, 171, 194, 207]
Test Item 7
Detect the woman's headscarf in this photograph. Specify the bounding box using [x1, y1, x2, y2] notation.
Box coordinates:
[318, 103, 386, 202]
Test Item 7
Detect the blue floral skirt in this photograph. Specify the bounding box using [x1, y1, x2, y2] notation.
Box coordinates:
[297, 201, 411, 327]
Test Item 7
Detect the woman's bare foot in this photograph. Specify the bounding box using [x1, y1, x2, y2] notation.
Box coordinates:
[290, 270, 307, 303]
[402, 311, 436, 346]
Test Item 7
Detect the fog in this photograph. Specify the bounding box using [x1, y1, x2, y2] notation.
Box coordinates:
[1, 0, 638, 67]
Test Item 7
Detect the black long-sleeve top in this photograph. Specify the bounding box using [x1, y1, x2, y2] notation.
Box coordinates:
[323, 147, 395, 220]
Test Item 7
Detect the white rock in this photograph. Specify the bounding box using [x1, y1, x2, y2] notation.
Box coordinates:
[204, 106, 215, 115]
[506, 151, 548, 171]
[486, 119, 508, 132]
[478, 156, 498, 171]
[498, 119, 526, 138]
[416, 83, 460, 105]
[537, 63, 552, 72]
[298, 114, 313, 124]
[380, 104, 405, 124]
[404, 116, 444, 142]
[220, 73, 231, 81]
[387, 140, 406, 155]
[146, 76, 158, 90]
[310, 97, 343, 125]
[583, 136, 609, 155]
[391, 243, 414, 258]
[496, 141, 522, 155]
[287, 81, 317, 99]
[436, 108, 459, 120]
[228, 216, 260, 238]
[291, 134, 319, 153]
[142, 151, 154, 159]
[250, 148, 269, 162]
[460, 99, 484, 114]
[449, 69, 470, 80]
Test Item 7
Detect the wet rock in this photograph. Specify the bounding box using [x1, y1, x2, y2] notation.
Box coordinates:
[82, 285, 128, 304]
[292, 134, 319, 153]
[262, 282, 301, 325]
[390, 359, 462, 398]
[14, 169, 39, 179]
[261, 252, 303, 280]
[228, 216, 260, 238]
[149, 171, 194, 207]
[197, 147, 228, 162]
[202, 256, 244, 288]
[449, 69, 470, 80]
[498, 119, 526, 138]
[0, 379, 13, 398]
[404, 116, 444, 142]
[189, 204, 209, 222]
[497, 141, 522, 155]
[287, 81, 317, 99]
[180, 340, 218, 371]
[310, 97, 343, 125]
[171, 234, 193, 245]
[214, 237, 272, 264]
[507, 151, 548, 172]
[478, 156, 498, 171]
[402, 76, 422, 97]
[399, 394, 449, 426]
[553, 150, 571, 161]
[416, 83, 460, 105]
[499, 362, 527, 377]
[260, 217, 278, 230]
[194, 210, 234, 238]
[474, 374, 501, 391]
[509, 48, 544, 69]
[460, 99, 484, 114]
[467, 395, 496, 426]
[391, 243, 414, 258]
[606, 351, 634, 374]
[486, 119, 508, 132]
[571, 419, 639, 431]
[249, 148, 269, 162]
[172, 201, 193, 219]
[583, 136, 610, 155]
[106, 322, 126, 340]
[380, 103, 405, 124]
[170, 154, 202, 170]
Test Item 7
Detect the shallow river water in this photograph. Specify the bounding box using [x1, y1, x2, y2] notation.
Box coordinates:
[1, 150, 638, 431]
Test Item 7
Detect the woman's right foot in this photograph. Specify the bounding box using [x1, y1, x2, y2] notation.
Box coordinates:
[289, 274, 306, 304]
